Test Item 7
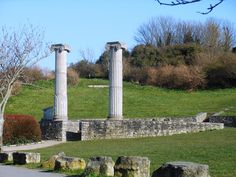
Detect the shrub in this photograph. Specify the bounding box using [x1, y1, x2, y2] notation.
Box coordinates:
[21, 66, 45, 83]
[160, 44, 201, 66]
[205, 53, 236, 88]
[67, 68, 80, 86]
[151, 65, 205, 90]
[3, 115, 41, 145]
[42, 68, 55, 80]
[130, 44, 161, 67]
[146, 67, 159, 86]
[11, 81, 22, 96]
[124, 66, 148, 85]
[72, 60, 97, 78]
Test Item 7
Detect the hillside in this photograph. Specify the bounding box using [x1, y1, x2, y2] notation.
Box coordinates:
[5, 79, 236, 120]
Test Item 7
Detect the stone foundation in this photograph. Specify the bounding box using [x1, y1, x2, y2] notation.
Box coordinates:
[80, 119, 223, 141]
[40, 117, 223, 141]
[40, 120, 67, 141]
[208, 116, 236, 127]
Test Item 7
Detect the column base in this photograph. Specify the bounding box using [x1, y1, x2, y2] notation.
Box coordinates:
[107, 116, 123, 120]
[53, 116, 68, 121]
[41, 119, 67, 142]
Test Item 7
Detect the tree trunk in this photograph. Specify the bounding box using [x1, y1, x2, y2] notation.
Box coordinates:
[0, 113, 3, 152]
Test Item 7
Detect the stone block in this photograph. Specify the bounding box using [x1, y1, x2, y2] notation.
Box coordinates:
[13, 152, 40, 164]
[42, 152, 65, 169]
[114, 156, 150, 177]
[209, 116, 236, 127]
[40, 120, 67, 141]
[152, 161, 210, 177]
[54, 156, 86, 171]
[83, 156, 115, 176]
[0, 152, 13, 163]
[194, 113, 208, 122]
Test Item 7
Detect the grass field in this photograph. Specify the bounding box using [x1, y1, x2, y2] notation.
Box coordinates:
[29, 128, 236, 177]
[4, 79, 236, 176]
[5, 79, 236, 120]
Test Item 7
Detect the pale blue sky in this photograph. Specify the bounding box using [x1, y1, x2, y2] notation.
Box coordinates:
[0, 0, 235, 70]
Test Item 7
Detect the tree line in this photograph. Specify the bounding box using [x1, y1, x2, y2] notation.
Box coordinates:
[70, 17, 236, 90]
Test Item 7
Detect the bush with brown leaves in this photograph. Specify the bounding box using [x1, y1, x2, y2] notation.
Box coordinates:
[147, 65, 205, 90]
[67, 68, 79, 86]
[3, 115, 41, 145]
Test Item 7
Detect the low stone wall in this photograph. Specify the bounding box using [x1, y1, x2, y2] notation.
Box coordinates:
[208, 116, 236, 127]
[66, 120, 81, 132]
[40, 117, 224, 141]
[80, 119, 223, 141]
[40, 120, 67, 141]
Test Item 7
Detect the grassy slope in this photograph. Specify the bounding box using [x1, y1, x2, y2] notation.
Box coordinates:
[5, 79, 236, 120]
[5, 79, 236, 176]
[31, 128, 236, 177]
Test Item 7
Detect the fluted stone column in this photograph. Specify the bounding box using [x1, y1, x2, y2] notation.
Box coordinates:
[106, 41, 127, 120]
[51, 44, 70, 121]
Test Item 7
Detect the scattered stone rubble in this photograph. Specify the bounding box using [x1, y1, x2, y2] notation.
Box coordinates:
[13, 152, 40, 165]
[0, 152, 213, 177]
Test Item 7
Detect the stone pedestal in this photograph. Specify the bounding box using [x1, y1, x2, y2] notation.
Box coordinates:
[40, 120, 67, 142]
[106, 41, 127, 120]
[51, 44, 70, 121]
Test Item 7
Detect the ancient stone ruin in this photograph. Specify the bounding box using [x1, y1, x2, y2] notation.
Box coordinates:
[152, 161, 211, 177]
[51, 43, 71, 121]
[106, 42, 127, 119]
[40, 42, 224, 142]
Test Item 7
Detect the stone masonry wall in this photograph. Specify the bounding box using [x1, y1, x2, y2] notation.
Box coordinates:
[40, 117, 224, 141]
[80, 119, 224, 141]
[40, 120, 67, 141]
[208, 116, 236, 127]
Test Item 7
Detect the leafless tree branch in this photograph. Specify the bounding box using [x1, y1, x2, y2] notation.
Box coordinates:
[156, 0, 201, 6]
[156, 0, 224, 14]
[0, 24, 50, 115]
[198, 0, 224, 14]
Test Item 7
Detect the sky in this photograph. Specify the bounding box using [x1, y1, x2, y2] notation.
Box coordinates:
[0, 0, 235, 70]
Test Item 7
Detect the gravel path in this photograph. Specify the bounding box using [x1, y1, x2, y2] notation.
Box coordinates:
[2, 140, 63, 152]
[0, 164, 66, 177]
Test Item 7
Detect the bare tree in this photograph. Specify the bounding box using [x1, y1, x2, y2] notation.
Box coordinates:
[0, 24, 49, 148]
[221, 21, 235, 51]
[134, 16, 175, 47]
[79, 48, 95, 62]
[135, 16, 235, 52]
[156, 0, 224, 14]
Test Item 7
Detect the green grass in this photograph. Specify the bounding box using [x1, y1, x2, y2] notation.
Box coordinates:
[5, 78, 236, 120]
[4, 79, 236, 176]
[28, 128, 236, 177]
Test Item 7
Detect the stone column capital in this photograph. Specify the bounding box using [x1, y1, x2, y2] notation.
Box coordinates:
[106, 41, 127, 51]
[51, 44, 71, 53]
